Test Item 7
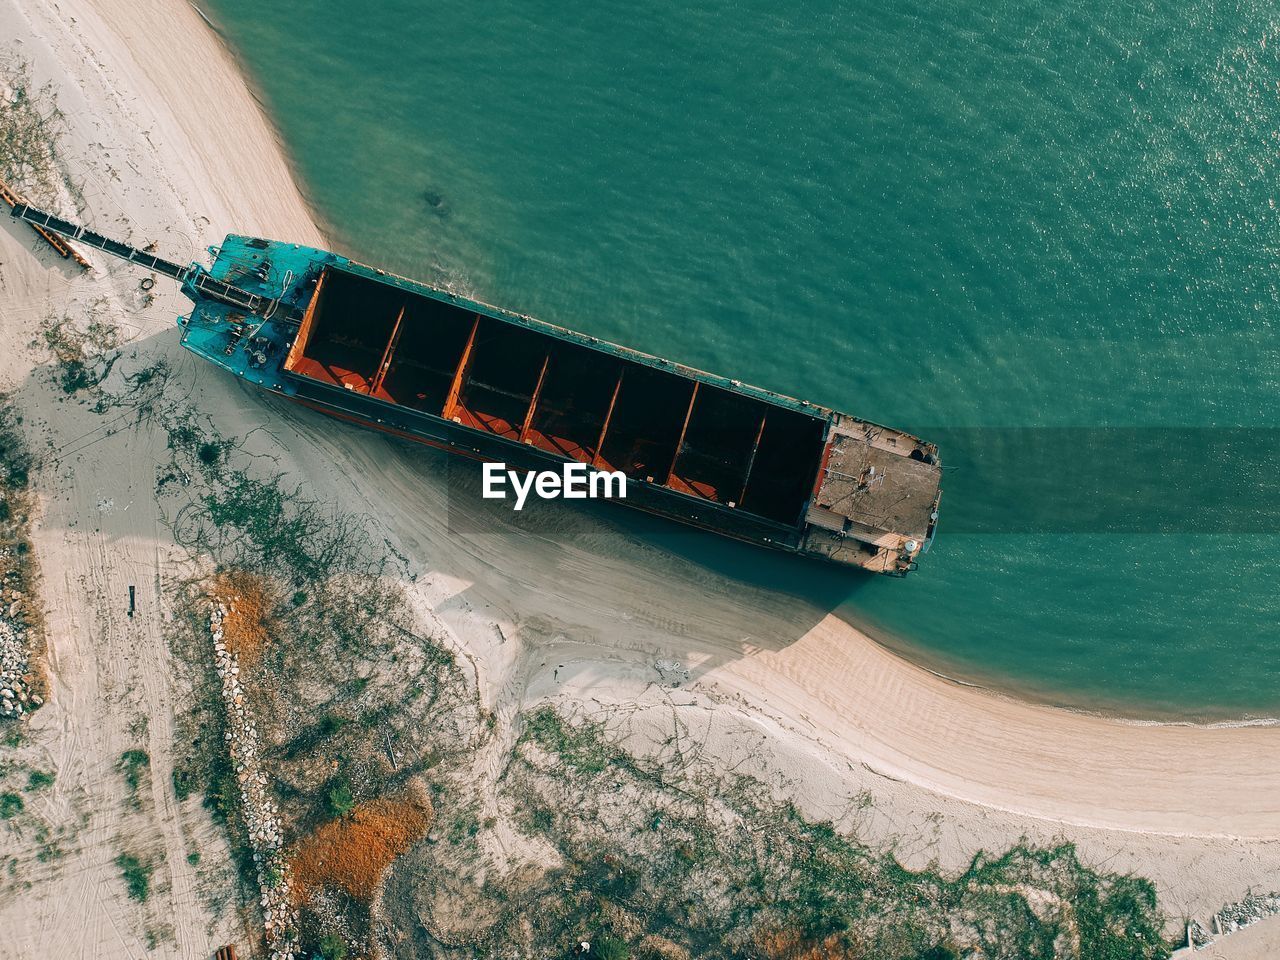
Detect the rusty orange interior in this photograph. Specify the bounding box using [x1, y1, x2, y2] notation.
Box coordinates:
[285, 267, 826, 524]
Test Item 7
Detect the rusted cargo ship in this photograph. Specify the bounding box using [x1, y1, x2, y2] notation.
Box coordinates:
[11, 202, 942, 575]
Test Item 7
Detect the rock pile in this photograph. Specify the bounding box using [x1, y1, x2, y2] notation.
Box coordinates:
[1185, 919, 1211, 947]
[0, 582, 39, 720]
[211, 598, 299, 960]
[1214, 891, 1280, 934]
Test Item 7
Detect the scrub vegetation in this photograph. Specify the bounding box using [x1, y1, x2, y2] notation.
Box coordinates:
[115, 852, 153, 902]
[162, 413, 481, 959]
[119, 749, 150, 799]
[40, 311, 121, 397]
[380, 706, 1169, 960]
[0, 58, 65, 203]
[155, 408, 1168, 960]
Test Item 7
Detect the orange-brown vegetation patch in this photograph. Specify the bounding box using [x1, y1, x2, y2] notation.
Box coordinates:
[290, 790, 434, 905]
[754, 929, 863, 960]
[211, 570, 272, 668]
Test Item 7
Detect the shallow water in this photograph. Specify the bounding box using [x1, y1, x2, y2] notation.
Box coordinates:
[203, 0, 1280, 718]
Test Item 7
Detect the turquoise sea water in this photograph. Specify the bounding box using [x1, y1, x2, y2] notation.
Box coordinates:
[203, 0, 1280, 718]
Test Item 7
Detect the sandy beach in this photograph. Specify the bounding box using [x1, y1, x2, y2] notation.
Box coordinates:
[1, 0, 1278, 955]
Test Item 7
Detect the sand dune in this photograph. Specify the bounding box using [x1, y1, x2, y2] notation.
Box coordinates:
[0, 0, 1277, 956]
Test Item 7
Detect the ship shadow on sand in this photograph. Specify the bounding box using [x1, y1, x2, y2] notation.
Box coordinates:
[15, 316, 876, 691]
[2, 218, 90, 284]
[255, 372, 878, 688]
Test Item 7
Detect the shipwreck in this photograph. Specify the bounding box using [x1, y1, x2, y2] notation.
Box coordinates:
[9, 200, 942, 575]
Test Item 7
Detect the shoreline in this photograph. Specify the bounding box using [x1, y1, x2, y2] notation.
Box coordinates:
[182, 0, 342, 252]
[2, 0, 1280, 952]
[855, 609, 1280, 727]
[33, 0, 1280, 826]
[187, 4, 1274, 731]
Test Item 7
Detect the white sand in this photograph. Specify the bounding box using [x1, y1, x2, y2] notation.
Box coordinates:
[0, 0, 1277, 956]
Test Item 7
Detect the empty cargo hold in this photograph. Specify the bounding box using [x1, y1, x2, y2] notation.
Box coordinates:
[597, 365, 697, 485]
[450, 319, 548, 437]
[284, 268, 406, 394]
[379, 299, 475, 411]
[285, 265, 830, 528]
[525, 343, 623, 462]
[667, 385, 766, 505]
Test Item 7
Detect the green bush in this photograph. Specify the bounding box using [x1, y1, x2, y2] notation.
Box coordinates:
[317, 713, 349, 738]
[327, 781, 355, 817]
[26, 770, 54, 791]
[317, 933, 348, 960]
[119, 749, 150, 792]
[116, 853, 152, 901]
[593, 934, 630, 960]
[172, 766, 194, 802]
[0, 792, 23, 819]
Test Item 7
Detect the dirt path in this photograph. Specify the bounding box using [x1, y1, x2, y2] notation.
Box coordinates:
[0, 0, 316, 954]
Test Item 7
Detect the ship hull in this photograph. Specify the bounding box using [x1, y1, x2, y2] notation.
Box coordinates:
[177, 236, 941, 575]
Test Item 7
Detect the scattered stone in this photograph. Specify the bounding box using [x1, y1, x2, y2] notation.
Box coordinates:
[209, 600, 298, 960]
[0, 615, 34, 716]
[1209, 891, 1280, 942]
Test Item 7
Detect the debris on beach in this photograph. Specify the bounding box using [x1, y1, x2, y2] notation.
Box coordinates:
[210, 589, 299, 960]
[0, 597, 35, 720]
[1212, 891, 1280, 936]
[654, 659, 690, 687]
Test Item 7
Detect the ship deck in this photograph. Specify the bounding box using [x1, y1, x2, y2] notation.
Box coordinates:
[176, 235, 942, 575]
[281, 264, 830, 528]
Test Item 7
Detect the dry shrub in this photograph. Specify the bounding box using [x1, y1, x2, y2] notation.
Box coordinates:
[290, 788, 433, 904]
[0, 58, 65, 203]
[211, 570, 272, 667]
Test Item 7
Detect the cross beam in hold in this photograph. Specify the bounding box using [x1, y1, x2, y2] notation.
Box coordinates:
[285, 268, 329, 372]
[370, 303, 408, 397]
[592, 369, 624, 469]
[666, 382, 700, 484]
[442, 315, 481, 421]
[735, 411, 769, 507]
[518, 353, 552, 443]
